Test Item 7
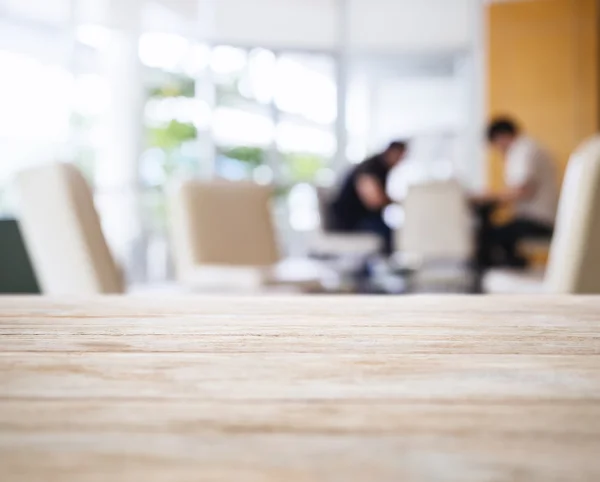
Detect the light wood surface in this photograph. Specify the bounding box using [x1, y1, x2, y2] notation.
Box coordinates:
[1, 296, 600, 481]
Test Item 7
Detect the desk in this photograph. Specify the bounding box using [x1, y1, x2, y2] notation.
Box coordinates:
[1, 296, 600, 481]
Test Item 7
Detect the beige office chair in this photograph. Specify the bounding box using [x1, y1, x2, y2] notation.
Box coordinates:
[399, 180, 474, 292]
[400, 180, 473, 261]
[484, 135, 600, 294]
[16, 163, 124, 295]
[169, 179, 323, 292]
[308, 186, 381, 258]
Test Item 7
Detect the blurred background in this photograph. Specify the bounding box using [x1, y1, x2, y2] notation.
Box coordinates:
[0, 0, 597, 293]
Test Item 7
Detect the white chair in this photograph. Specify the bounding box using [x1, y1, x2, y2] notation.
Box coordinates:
[16, 163, 124, 295]
[399, 180, 474, 292]
[484, 135, 600, 294]
[308, 186, 381, 258]
[400, 180, 473, 261]
[169, 179, 324, 292]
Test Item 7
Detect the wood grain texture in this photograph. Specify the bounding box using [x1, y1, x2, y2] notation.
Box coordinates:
[0, 296, 600, 481]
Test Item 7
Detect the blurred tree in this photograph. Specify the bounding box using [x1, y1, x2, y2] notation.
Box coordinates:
[283, 152, 325, 182]
[147, 120, 198, 185]
[220, 146, 265, 168]
[148, 75, 195, 98]
[148, 120, 197, 153]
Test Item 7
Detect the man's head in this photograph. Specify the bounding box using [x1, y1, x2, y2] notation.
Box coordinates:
[487, 117, 520, 155]
[382, 141, 408, 168]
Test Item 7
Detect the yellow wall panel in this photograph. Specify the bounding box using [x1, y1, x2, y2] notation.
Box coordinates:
[487, 0, 599, 189]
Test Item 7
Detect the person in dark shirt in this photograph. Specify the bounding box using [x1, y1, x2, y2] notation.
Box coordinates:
[330, 141, 407, 255]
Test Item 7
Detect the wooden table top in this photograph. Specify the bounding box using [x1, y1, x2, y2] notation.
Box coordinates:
[1, 296, 600, 481]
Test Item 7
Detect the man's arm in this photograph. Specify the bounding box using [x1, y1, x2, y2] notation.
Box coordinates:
[471, 181, 536, 205]
[497, 181, 536, 203]
[472, 144, 538, 205]
[356, 174, 390, 210]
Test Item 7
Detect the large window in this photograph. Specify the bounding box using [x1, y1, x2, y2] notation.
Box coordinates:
[0, 27, 73, 214]
[0, 1, 114, 214]
[0, 0, 475, 286]
[212, 46, 274, 181]
[136, 35, 339, 263]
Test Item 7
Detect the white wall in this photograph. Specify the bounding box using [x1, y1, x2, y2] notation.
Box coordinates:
[3, 0, 71, 25]
[368, 68, 482, 196]
[176, 0, 475, 52]
[361, 0, 487, 191]
[370, 76, 464, 144]
[0, 19, 71, 63]
[1, 0, 478, 54]
[210, 0, 339, 49]
[349, 0, 472, 52]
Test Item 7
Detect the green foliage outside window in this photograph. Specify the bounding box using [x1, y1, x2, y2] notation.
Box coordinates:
[220, 146, 265, 168]
[148, 120, 197, 153]
[283, 152, 326, 182]
[148, 75, 195, 98]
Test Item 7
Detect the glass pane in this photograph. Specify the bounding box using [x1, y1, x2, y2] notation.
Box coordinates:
[246, 48, 277, 104]
[211, 45, 247, 80]
[276, 118, 335, 184]
[270, 52, 337, 239]
[140, 33, 188, 72]
[70, 73, 111, 183]
[140, 53, 206, 241]
[0, 49, 73, 214]
[212, 46, 273, 114]
[76, 25, 112, 52]
[139, 34, 210, 77]
[213, 108, 274, 147]
[276, 120, 336, 156]
[211, 46, 276, 182]
[275, 53, 336, 125]
[5, 0, 71, 26]
[143, 71, 200, 185]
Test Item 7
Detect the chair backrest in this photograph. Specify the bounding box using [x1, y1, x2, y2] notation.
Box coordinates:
[399, 180, 473, 262]
[0, 219, 40, 294]
[16, 163, 124, 295]
[315, 186, 335, 232]
[545, 136, 600, 294]
[169, 179, 280, 282]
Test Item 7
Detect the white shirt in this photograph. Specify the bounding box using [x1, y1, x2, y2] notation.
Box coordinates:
[505, 136, 559, 226]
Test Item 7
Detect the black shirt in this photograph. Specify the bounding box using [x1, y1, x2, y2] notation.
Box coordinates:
[330, 154, 390, 230]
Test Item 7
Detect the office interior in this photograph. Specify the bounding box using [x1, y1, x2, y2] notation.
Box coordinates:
[0, 0, 599, 296]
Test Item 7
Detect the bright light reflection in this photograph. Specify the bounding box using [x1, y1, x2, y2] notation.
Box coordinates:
[248, 48, 276, 104]
[211, 46, 247, 75]
[76, 24, 111, 51]
[288, 183, 319, 232]
[253, 165, 274, 185]
[145, 98, 210, 128]
[276, 122, 336, 156]
[275, 57, 336, 124]
[139, 33, 189, 71]
[0, 50, 71, 141]
[73, 74, 110, 117]
[212, 108, 273, 147]
[315, 168, 336, 187]
[0, 49, 73, 185]
[182, 43, 210, 76]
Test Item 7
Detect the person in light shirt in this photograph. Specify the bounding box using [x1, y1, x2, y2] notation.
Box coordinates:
[474, 117, 559, 268]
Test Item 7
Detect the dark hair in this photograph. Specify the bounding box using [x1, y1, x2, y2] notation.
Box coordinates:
[487, 117, 519, 142]
[386, 141, 407, 152]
